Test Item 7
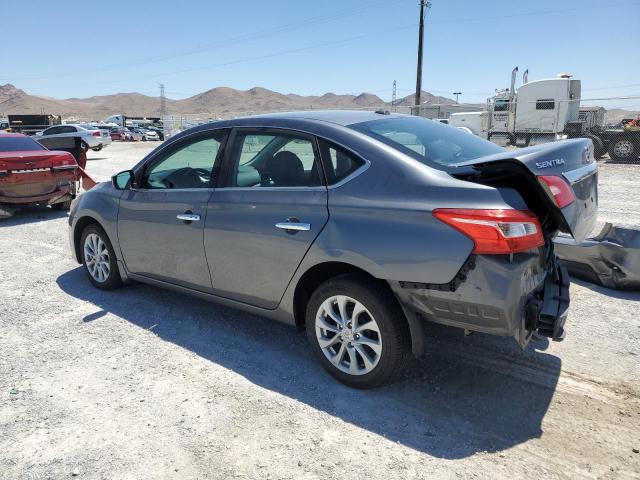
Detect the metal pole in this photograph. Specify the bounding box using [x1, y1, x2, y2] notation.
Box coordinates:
[415, 1, 431, 106]
[453, 92, 461, 103]
[392, 80, 397, 112]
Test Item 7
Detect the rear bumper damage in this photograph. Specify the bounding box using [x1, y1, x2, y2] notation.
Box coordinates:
[554, 223, 640, 290]
[390, 248, 570, 347]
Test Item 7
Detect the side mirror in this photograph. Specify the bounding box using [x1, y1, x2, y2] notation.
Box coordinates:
[112, 170, 134, 190]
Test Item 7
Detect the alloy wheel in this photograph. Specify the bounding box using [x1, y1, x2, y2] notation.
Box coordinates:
[315, 295, 382, 375]
[83, 233, 110, 283]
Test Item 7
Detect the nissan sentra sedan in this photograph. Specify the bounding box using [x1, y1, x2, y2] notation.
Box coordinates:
[68, 111, 597, 388]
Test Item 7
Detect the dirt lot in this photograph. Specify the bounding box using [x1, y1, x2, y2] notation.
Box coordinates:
[1, 142, 639, 480]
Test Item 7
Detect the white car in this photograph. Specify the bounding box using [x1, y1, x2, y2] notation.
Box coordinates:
[136, 128, 160, 141]
[37, 124, 104, 151]
[80, 124, 113, 150]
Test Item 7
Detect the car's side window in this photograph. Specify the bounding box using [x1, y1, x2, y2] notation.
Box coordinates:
[230, 132, 323, 188]
[44, 126, 59, 135]
[143, 135, 223, 189]
[317, 139, 366, 185]
[60, 126, 76, 134]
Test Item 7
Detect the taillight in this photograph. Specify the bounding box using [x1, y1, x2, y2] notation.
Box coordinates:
[538, 175, 575, 208]
[92, 131, 101, 137]
[433, 209, 545, 254]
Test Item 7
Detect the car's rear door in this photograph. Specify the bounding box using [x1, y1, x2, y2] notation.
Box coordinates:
[204, 128, 329, 309]
[117, 130, 227, 292]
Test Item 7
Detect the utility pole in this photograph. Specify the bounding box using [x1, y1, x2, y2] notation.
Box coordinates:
[392, 80, 397, 112]
[159, 83, 167, 119]
[453, 91, 461, 103]
[415, 0, 431, 106]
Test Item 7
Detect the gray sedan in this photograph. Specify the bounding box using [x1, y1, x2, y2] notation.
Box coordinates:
[68, 111, 598, 388]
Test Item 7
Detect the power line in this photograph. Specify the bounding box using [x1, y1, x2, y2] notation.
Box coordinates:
[44, 24, 417, 90]
[3, 0, 400, 82]
[6, 1, 627, 85]
[583, 83, 640, 91]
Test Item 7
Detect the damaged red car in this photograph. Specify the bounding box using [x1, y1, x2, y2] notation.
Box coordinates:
[0, 133, 94, 218]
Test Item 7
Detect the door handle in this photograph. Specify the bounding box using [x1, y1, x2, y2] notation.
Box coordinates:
[177, 213, 201, 222]
[275, 221, 310, 231]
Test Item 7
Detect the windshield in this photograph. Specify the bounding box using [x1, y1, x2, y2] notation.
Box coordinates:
[0, 136, 46, 152]
[350, 116, 503, 167]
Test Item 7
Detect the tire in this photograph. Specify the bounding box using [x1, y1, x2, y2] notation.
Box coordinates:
[51, 199, 72, 211]
[584, 134, 606, 159]
[92, 145, 103, 152]
[608, 136, 638, 161]
[80, 224, 122, 290]
[305, 273, 411, 389]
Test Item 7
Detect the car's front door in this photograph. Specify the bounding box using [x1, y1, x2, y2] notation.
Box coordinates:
[117, 131, 227, 292]
[204, 129, 329, 309]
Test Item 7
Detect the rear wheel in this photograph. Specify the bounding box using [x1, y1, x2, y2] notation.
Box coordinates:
[305, 274, 411, 389]
[608, 137, 638, 161]
[80, 224, 122, 290]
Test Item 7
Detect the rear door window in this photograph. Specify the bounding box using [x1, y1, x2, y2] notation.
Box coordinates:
[317, 139, 365, 185]
[227, 131, 323, 188]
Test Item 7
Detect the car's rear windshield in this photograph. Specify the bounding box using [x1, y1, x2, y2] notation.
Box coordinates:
[0, 136, 45, 152]
[350, 116, 503, 168]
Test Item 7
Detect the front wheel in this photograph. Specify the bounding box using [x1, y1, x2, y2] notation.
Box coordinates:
[80, 224, 122, 290]
[306, 274, 411, 389]
[92, 145, 103, 152]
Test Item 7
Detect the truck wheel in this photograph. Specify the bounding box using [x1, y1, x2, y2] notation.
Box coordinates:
[584, 134, 606, 159]
[305, 273, 411, 389]
[608, 137, 637, 161]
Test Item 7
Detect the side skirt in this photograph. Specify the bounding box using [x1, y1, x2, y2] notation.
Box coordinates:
[126, 271, 296, 326]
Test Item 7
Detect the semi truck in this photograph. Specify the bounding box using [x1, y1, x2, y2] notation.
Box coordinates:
[446, 68, 639, 161]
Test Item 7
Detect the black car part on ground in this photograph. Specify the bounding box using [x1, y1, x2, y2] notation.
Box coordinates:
[554, 223, 640, 290]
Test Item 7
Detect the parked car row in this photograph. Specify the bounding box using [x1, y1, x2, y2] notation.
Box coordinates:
[108, 126, 163, 142]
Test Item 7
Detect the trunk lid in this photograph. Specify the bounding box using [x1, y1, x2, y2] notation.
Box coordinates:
[453, 139, 598, 242]
[0, 150, 66, 170]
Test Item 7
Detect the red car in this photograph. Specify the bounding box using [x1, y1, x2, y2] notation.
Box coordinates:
[110, 127, 126, 141]
[0, 133, 93, 218]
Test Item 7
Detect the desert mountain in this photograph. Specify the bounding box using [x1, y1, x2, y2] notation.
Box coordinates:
[3, 84, 634, 123]
[0, 84, 457, 120]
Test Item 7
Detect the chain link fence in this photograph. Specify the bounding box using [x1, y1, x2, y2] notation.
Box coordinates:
[160, 90, 639, 163]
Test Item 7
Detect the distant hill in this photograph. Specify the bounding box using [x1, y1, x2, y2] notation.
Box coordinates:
[0, 84, 456, 120]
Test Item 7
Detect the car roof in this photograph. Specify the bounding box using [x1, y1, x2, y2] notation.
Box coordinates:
[248, 110, 406, 126]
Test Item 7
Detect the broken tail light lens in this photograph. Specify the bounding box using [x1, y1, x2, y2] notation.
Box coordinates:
[433, 209, 545, 254]
[538, 175, 575, 208]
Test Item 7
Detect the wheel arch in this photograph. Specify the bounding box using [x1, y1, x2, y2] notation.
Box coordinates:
[292, 261, 424, 356]
[72, 215, 108, 263]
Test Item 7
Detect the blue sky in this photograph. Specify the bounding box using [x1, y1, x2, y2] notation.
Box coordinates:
[1, 0, 639, 108]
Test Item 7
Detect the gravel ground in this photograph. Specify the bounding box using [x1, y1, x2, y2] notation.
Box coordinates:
[1, 142, 639, 480]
